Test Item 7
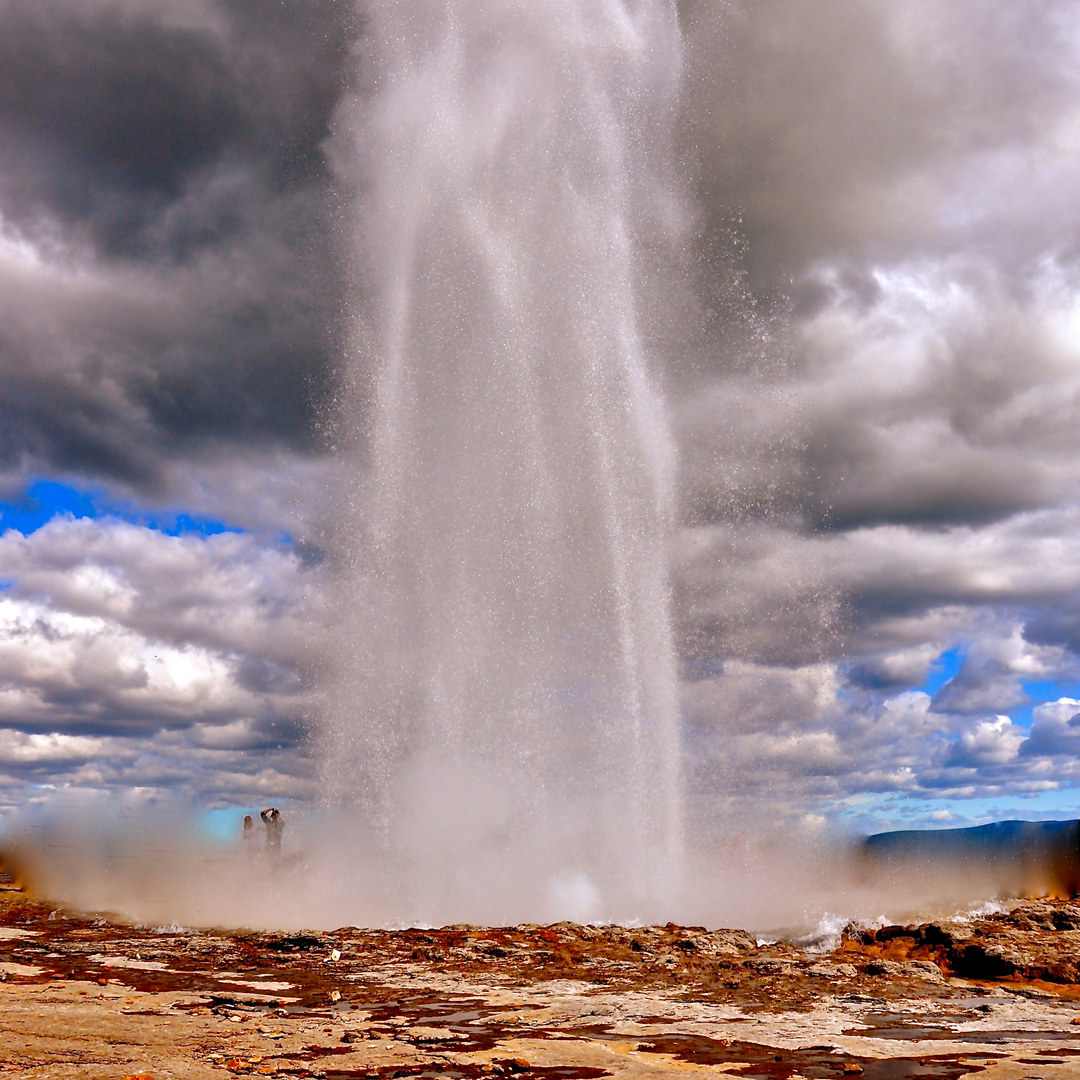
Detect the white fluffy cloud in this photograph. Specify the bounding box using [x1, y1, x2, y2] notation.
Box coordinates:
[677, 503, 1080, 821]
[0, 516, 319, 813]
[0, 516, 316, 662]
[1025, 699, 1080, 757]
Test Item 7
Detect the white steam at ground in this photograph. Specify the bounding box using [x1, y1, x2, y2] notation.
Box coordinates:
[2, 802, 1051, 936]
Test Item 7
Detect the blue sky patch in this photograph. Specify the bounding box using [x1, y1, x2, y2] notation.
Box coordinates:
[833, 787, 1080, 836]
[920, 646, 966, 696]
[0, 480, 243, 538]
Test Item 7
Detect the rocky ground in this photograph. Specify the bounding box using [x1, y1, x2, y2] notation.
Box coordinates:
[4, 878, 1080, 1080]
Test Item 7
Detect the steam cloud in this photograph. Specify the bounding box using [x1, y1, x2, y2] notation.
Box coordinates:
[1, 0, 1080, 851]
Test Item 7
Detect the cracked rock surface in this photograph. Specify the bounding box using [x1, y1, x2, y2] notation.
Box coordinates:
[4, 881, 1080, 1079]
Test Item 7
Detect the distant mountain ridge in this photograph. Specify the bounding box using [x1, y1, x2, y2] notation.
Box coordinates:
[865, 819, 1080, 896]
[867, 818, 1080, 853]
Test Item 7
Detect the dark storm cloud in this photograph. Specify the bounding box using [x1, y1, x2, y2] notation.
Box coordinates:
[3, 0, 1075, 538]
[0, 2, 240, 252]
[668, 3, 1080, 817]
[682, 0, 1078, 287]
[679, 0, 1080, 532]
[0, 0, 354, 491]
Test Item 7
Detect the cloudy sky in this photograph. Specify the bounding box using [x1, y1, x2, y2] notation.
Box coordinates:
[1, 0, 1079, 837]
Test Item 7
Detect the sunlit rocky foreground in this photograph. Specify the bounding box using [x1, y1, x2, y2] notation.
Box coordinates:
[4, 878, 1080, 1080]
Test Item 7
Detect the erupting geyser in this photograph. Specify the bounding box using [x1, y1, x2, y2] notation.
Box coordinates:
[323, 1, 686, 923]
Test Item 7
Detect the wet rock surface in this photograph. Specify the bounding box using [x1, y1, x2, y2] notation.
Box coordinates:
[840, 900, 1080, 985]
[5, 882, 1080, 1079]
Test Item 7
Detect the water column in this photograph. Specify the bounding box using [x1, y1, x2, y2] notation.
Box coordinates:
[326, 0, 685, 922]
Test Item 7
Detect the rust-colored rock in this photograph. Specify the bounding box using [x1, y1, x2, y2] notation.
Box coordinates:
[5, 881, 1080, 1079]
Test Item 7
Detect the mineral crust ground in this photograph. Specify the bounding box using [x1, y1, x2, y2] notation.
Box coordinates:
[5, 878, 1080, 1079]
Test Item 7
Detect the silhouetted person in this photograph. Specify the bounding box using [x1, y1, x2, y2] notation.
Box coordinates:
[242, 814, 256, 856]
[261, 807, 284, 859]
